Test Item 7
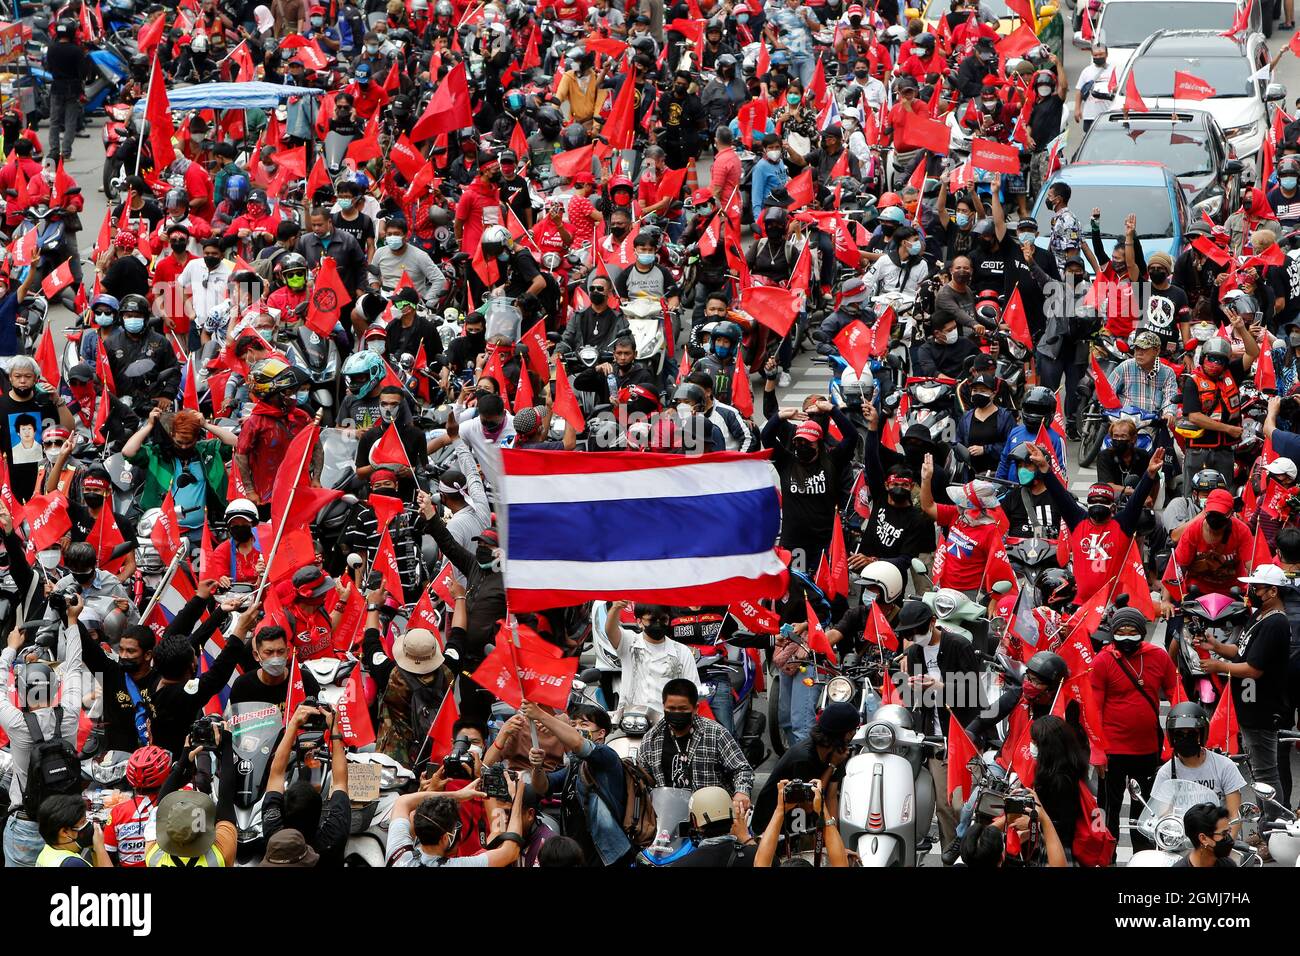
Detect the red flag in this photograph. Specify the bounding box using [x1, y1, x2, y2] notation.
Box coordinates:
[804, 598, 837, 664]
[198, 518, 219, 580]
[553, 356, 586, 434]
[285, 651, 307, 727]
[40, 260, 75, 299]
[1250, 523, 1275, 572]
[869, 306, 896, 357]
[1291, 30, 1300, 55]
[144, 55, 177, 169]
[906, 152, 928, 193]
[1034, 421, 1067, 482]
[1206, 686, 1240, 754]
[1113, 537, 1156, 619]
[388, 134, 425, 181]
[655, 165, 689, 205]
[731, 346, 754, 419]
[1256, 331, 1277, 392]
[34, 321, 59, 390]
[1124, 70, 1148, 113]
[896, 112, 951, 154]
[549, 144, 595, 180]
[1090, 354, 1122, 410]
[305, 154, 330, 203]
[374, 526, 404, 600]
[739, 285, 800, 337]
[11, 228, 37, 270]
[232, 41, 256, 83]
[370, 422, 414, 472]
[89, 502, 128, 574]
[430, 560, 456, 607]
[864, 600, 900, 652]
[137, 14, 166, 55]
[828, 514, 850, 600]
[969, 137, 1021, 176]
[1173, 71, 1217, 101]
[947, 712, 979, 803]
[468, 640, 525, 709]
[519, 318, 551, 381]
[305, 256, 351, 337]
[730, 599, 780, 635]
[1221, 0, 1253, 36]
[346, 120, 383, 165]
[335, 661, 376, 747]
[789, 239, 812, 295]
[1002, 285, 1033, 350]
[785, 168, 814, 209]
[410, 63, 472, 141]
[603, 69, 638, 150]
[182, 359, 200, 412]
[149, 492, 182, 566]
[271, 424, 345, 529]
[24, 493, 69, 552]
[426, 689, 460, 762]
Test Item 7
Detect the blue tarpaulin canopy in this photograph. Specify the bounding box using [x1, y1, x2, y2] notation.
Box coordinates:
[132, 82, 326, 112]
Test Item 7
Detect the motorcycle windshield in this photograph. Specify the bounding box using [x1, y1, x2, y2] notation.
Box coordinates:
[319, 427, 359, 489]
[228, 701, 285, 807]
[648, 787, 692, 839]
[1135, 778, 1220, 847]
[324, 131, 356, 171]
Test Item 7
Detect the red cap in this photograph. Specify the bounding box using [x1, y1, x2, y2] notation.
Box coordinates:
[1205, 489, 1235, 515]
[794, 420, 824, 443]
[690, 187, 714, 206]
[573, 170, 595, 185]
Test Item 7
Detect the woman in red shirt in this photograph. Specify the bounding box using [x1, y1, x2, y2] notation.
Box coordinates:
[920, 455, 1008, 595]
[1172, 489, 1252, 596]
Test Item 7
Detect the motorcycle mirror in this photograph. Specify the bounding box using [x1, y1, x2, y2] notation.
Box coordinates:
[1254, 782, 1277, 801]
[991, 580, 1011, 595]
[578, 667, 602, 684]
[910, 557, 928, 576]
[1237, 802, 1262, 822]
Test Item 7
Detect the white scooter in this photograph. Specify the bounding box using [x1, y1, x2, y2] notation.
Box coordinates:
[342, 752, 416, 867]
[1126, 778, 1263, 867]
[839, 704, 945, 866]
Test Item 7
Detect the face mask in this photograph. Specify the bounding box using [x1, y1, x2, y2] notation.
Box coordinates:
[1022, 681, 1044, 702]
[795, 442, 818, 463]
[311, 16, 323, 26]
[643, 623, 669, 640]
[1284, 177, 1299, 191]
[787, 93, 801, 105]
[367, 339, 385, 354]
[970, 392, 992, 409]
[1092, 57, 1106, 67]
[981, 98, 998, 111]
[1087, 504, 1112, 523]
[204, 255, 222, 269]
[881, 224, 897, 238]
[366, 43, 379, 53]
[665, 711, 693, 731]
[637, 252, 655, 267]
[76, 821, 95, 850]
[170, 239, 188, 253]
[738, 10, 749, 21]
[1172, 733, 1201, 758]
[909, 240, 923, 256]
[379, 405, 399, 423]
[84, 493, 105, 510]
[481, 419, 504, 439]
[1017, 466, 1037, 486]
[765, 149, 781, 162]
[1114, 635, 1142, 655]
[230, 524, 254, 544]
[955, 213, 970, 229]
[1028, 742, 1039, 761]
[854, 69, 869, 79]
[72, 569, 97, 585]
[94, 313, 115, 328]
[475, 547, 496, 570]
[676, 403, 693, 420]
[1036, 84, 1053, 97]
[261, 655, 287, 677]
[611, 223, 630, 237]
[941, 330, 958, 345]
[1112, 439, 1131, 454]
[714, 344, 732, 360]
[1213, 834, 1234, 859]
[338, 198, 353, 211]
[385, 235, 404, 251]
[1149, 269, 1169, 284]
[296, 389, 310, 404]
[677, 86, 690, 98]
[589, 289, 608, 306]
[1204, 512, 1229, 532]
[887, 488, 912, 505]
[123, 317, 145, 334]
[286, 274, 306, 290]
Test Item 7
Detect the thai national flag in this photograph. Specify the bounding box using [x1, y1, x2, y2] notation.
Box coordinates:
[499, 450, 788, 611]
[199, 628, 244, 717]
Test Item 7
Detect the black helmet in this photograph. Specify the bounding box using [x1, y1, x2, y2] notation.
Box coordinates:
[1191, 469, 1228, 495]
[164, 188, 188, 210]
[1020, 385, 1056, 431]
[537, 106, 562, 136]
[278, 252, 308, 276]
[895, 598, 934, 638]
[1165, 702, 1210, 743]
[1024, 650, 1068, 687]
[561, 123, 588, 150]
[119, 293, 150, 316]
[972, 218, 996, 239]
[914, 32, 935, 49]
[761, 206, 789, 237]
[672, 382, 706, 407]
[1035, 568, 1076, 611]
[15, 661, 55, 708]
[1279, 155, 1300, 178]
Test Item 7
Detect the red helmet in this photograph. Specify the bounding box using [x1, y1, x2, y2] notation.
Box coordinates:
[617, 383, 662, 412]
[126, 745, 172, 791]
[689, 187, 714, 207]
[608, 175, 634, 196]
[879, 191, 903, 209]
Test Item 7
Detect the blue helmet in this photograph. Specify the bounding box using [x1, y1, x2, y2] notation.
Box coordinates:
[225, 173, 250, 203]
[90, 294, 120, 313]
[352, 171, 370, 191]
[342, 350, 385, 397]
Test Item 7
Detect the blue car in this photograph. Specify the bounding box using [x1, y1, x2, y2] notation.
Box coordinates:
[1029, 161, 1191, 266]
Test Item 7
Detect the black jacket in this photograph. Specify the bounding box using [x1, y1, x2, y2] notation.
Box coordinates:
[428, 516, 506, 668]
[903, 632, 983, 736]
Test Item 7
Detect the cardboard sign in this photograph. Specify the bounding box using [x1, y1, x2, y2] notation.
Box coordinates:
[347, 763, 382, 803]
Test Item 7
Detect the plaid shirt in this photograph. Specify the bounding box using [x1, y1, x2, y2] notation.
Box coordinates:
[637, 715, 755, 795]
[1108, 357, 1178, 417]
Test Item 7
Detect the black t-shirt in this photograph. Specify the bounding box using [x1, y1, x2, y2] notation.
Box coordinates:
[1096, 446, 1153, 488]
[750, 736, 843, 833]
[861, 503, 934, 561]
[498, 174, 532, 226]
[1028, 95, 1064, 152]
[1233, 611, 1291, 729]
[503, 247, 541, 300]
[0, 391, 59, 501]
[1271, 252, 1300, 327]
[332, 210, 375, 252]
[666, 837, 759, 867]
[262, 787, 352, 867]
[1000, 484, 1060, 540]
[1139, 282, 1190, 356]
[228, 668, 321, 718]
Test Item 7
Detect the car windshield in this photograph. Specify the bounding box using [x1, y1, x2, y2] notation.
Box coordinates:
[928, 0, 1015, 17]
[1098, 4, 1238, 46]
[1037, 184, 1176, 239]
[1129, 55, 1252, 98]
[1076, 126, 1215, 176]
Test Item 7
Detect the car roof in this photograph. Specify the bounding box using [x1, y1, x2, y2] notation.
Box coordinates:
[1139, 30, 1249, 56]
[1049, 161, 1179, 187]
[1090, 109, 1218, 130]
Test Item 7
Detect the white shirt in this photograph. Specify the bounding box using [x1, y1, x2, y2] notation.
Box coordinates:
[456, 413, 516, 500]
[1075, 62, 1116, 123]
[178, 259, 233, 328]
[852, 76, 888, 113]
[1152, 750, 1248, 804]
[922, 640, 942, 734]
[616, 627, 700, 711]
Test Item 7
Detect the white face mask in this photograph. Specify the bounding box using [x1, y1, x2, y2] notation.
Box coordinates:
[765, 149, 781, 162]
[367, 340, 385, 354]
[677, 403, 693, 419]
[44, 448, 60, 464]
[942, 330, 959, 345]
[260, 656, 287, 677]
[37, 549, 62, 569]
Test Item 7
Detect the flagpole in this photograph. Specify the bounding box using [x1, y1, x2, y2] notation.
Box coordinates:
[135, 53, 160, 180]
[252, 424, 317, 603]
[140, 547, 186, 622]
[510, 617, 541, 748]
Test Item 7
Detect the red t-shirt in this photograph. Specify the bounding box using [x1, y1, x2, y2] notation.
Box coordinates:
[1091, 644, 1178, 755]
[211, 529, 268, 584]
[103, 794, 157, 868]
[565, 193, 596, 247]
[235, 404, 312, 501]
[455, 180, 502, 255]
[1173, 513, 1252, 596]
[934, 504, 1008, 591]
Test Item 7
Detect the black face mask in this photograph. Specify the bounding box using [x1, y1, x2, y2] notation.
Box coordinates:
[675, 85, 688, 98]
[611, 224, 629, 238]
[83, 494, 105, 511]
[230, 524, 255, 543]
[72, 569, 97, 585]
[1021, 416, 1044, 434]
[1149, 269, 1169, 284]
[887, 489, 912, 506]
[203, 255, 222, 269]
[11, 385, 32, 399]
[1087, 504, 1113, 523]
[969, 392, 992, 408]
[589, 289, 608, 306]
[1112, 439, 1132, 454]
[1204, 511, 1229, 532]
[665, 711, 693, 730]
[171, 239, 188, 253]
[643, 622, 670, 639]
[1212, 834, 1234, 859]
[795, 442, 818, 463]
[881, 224, 897, 238]
[1114, 636, 1142, 655]
[76, 821, 95, 850]
[464, 330, 485, 350]
[1092, 57, 1106, 67]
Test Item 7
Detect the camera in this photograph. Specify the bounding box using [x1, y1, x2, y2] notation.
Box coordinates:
[294, 697, 331, 751]
[442, 733, 476, 780]
[1003, 795, 1036, 818]
[190, 714, 223, 749]
[481, 763, 513, 801]
[784, 780, 815, 804]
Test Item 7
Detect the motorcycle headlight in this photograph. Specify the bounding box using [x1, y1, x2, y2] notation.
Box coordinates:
[915, 384, 941, 404]
[621, 714, 649, 734]
[933, 592, 958, 618]
[866, 722, 895, 752]
[1154, 817, 1187, 852]
[826, 676, 855, 703]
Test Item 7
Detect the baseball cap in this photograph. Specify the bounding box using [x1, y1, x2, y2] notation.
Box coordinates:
[795, 420, 824, 442]
[1266, 457, 1298, 480]
[474, 528, 500, 547]
[1132, 329, 1161, 350]
[1239, 563, 1290, 587]
[291, 566, 335, 600]
[1204, 489, 1235, 515]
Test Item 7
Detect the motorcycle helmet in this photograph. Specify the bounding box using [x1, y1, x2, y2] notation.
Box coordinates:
[119, 293, 150, 318]
[708, 320, 743, 359]
[248, 357, 299, 400]
[341, 350, 386, 397]
[608, 175, 634, 205]
[561, 122, 588, 150]
[1035, 567, 1076, 611]
[761, 206, 789, 239]
[435, 0, 453, 15]
[914, 32, 936, 51]
[878, 205, 906, 225]
[617, 383, 663, 417]
[480, 224, 512, 260]
[1191, 468, 1228, 500]
[1200, 336, 1232, 365]
[1024, 650, 1068, 687]
[858, 560, 904, 604]
[536, 106, 563, 138]
[894, 598, 934, 639]
[224, 173, 250, 204]
[278, 252, 309, 290]
[1279, 155, 1300, 180]
[716, 52, 737, 73]
[672, 382, 706, 409]
[90, 293, 120, 314]
[1165, 701, 1210, 749]
[15, 661, 56, 708]
[688, 786, 734, 830]
[164, 188, 188, 213]
[224, 498, 260, 525]
[1020, 385, 1056, 433]
[1032, 68, 1055, 92]
[191, 33, 208, 54]
[126, 746, 173, 791]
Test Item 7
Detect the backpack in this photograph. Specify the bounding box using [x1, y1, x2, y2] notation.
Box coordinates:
[22, 708, 81, 817]
[584, 756, 659, 849]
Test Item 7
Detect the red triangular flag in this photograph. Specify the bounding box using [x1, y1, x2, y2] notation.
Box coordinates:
[731, 346, 753, 419]
[553, 356, 586, 434]
[1124, 70, 1148, 114]
[804, 598, 837, 665]
[947, 712, 979, 803]
[1206, 686, 1240, 754]
[305, 256, 350, 337]
[370, 422, 413, 471]
[1090, 353, 1122, 411]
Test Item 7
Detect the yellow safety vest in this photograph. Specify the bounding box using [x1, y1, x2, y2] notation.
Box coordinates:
[36, 844, 84, 867]
[145, 843, 225, 867]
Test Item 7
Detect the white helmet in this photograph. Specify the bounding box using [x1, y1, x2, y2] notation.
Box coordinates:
[191, 33, 208, 53]
[858, 560, 904, 603]
[225, 498, 259, 524]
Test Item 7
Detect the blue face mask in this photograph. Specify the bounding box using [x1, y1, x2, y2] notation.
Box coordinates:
[338, 198, 353, 211]
[738, 11, 749, 21]
[714, 344, 733, 359]
[908, 240, 922, 256]
[123, 317, 145, 334]
[93, 313, 115, 328]
[385, 234, 403, 250]
[1284, 177, 1299, 191]
[637, 251, 656, 266]
[955, 213, 970, 229]
[1017, 466, 1037, 486]
[296, 389, 310, 404]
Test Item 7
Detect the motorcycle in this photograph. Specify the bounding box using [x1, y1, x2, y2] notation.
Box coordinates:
[636, 787, 695, 866]
[899, 375, 959, 455]
[14, 201, 77, 312]
[226, 700, 283, 864]
[1004, 535, 1062, 593]
[1176, 588, 1247, 707]
[275, 317, 341, 425]
[1075, 337, 1128, 467]
[1127, 778, 1262, 867]
[342, 752, 417, 867]
[621, 295, 669, 379]
[605, 703, 661, 761]
[838, 703, 945, 866]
